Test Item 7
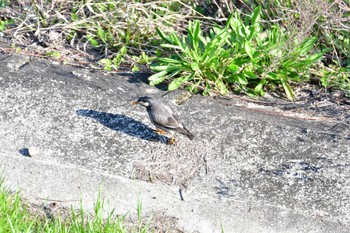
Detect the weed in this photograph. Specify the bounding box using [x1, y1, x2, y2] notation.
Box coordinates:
[149, 6, 323, 100]
[0, 178, 154, 232]
[1, 1, 349, 99]
[3, 0, 196, 69]
[320, 66, 350, 97]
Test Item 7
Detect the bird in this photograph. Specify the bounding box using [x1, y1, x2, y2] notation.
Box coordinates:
[131, 96, 194, 144]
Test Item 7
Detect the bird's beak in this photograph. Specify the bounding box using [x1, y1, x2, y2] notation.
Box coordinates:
[131, 101, 139, 105]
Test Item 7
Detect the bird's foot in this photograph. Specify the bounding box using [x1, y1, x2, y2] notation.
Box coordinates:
[154, 128, 166, 135]
[167, 137, 176, 145]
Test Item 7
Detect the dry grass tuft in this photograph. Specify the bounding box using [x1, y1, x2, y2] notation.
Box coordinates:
[133, 140, 208, 187]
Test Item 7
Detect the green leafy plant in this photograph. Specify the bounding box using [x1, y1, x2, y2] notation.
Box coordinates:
[321, 66, 350, 97]
[45, 50, 61, 59]
[99, 46, 127, 71]
[149, 6, 324, 100]
[239, 0, 350, 95]
[149, 18, 232, 95]
[0, 0, 9, 8]
[0, 18, 13, 31]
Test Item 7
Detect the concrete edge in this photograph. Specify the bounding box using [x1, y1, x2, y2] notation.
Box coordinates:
[0, 152, 347, 233]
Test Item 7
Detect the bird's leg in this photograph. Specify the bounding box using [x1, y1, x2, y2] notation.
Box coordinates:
[154, 128, 166, 135]
[168, 135, 176, 145]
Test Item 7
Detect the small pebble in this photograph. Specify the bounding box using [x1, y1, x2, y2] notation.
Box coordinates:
[28, 147, 40, 157]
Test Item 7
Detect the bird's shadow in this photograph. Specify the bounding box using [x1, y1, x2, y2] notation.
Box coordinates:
[76, 109, 168, 144]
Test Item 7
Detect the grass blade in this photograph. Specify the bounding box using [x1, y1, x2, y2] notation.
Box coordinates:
[280, 76, 295, 100]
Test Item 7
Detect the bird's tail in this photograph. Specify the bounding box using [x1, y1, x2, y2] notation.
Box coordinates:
[179, 126, 195, 140]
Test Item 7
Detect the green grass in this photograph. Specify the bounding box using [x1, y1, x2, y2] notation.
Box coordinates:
[0, 177, 153, 233]
[1, 0, 349, 100]
[149, 6, 324, 100]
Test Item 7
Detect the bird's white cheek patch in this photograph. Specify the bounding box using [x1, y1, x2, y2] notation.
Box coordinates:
[139, 102, 149, 107]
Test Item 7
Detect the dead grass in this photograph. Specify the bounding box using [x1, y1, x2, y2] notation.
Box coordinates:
[1, 0, 201, 69]
[133, 140, 207, 187]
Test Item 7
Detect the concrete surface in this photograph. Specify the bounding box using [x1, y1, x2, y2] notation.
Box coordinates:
[0, 53, 350, 232]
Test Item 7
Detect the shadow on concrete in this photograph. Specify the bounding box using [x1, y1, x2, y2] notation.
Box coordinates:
[123, 72, 149, 84]
[118, 72, 168, 91]
[76, 109, 168, 144]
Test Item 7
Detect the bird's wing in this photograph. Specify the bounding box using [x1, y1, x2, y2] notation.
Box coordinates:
[150, 104, 182, 129]
[166, 115, 183, 129]
[171, 112, 182, 124]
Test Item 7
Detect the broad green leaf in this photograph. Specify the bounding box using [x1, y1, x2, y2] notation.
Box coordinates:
[99, 58, 112, 71]
[280, 76, 295, 100]
[199, 34, 208, 46]
[168, 77, 184, 91]
[266, 72, 279, 80]
[160, 44, 185, 52]
[156, 27, 172, 44]
[251, 5, 261, 27]
[168, 70, 182, 78]
[292, 61, 309, 71]
[151, 66, 170, 72]
[298, 37, 316, 55]
[216, 79, 228, 95]
[159, 58, 183, 64]
[268, 27, 279, 43]
[244, 71, 257, 79]
[239, 21, 247, 38]
[244, 40, 254, 59]
[306, 52, 324, 63]
[190, 20, 201, 50]
[151, 65, 182, 72]
[230, 13, 246, 38]
[282, 59, 293, 68]
[168, 74, 191, 91]
[247, 26, 255, 41]
[248, 6, 261, 40]
[288, 71, 299, 80]
[194, 21, 200, 41]
[86, 35, 99, 47]
[229, 73, 248, 85]
[131, 65, 140, 72]
[246, 88, 259, 98]
[188, 50, 200, 62]
[190, 62, 200, 71]
[170, 32, 183, 46]
[237, 74, 248, 85]
[228, 63, 239, 73]
[148, 70, 168, 86]
[202, 43, 222, 61]
[254, 82, 264, 94]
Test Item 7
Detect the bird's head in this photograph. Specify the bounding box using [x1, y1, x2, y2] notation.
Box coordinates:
[131, 96, 155, 108]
